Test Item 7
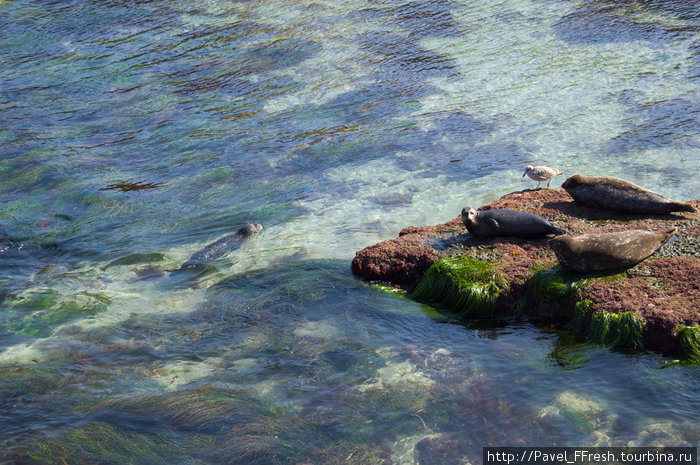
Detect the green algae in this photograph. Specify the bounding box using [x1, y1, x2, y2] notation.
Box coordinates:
[367, 284, 447, 318]
[96, 386, 289, 433]
[589, 312, 618, 345]
[612, 312, 645, 350]
[10, 290, 60, 312]
[410, 256, 506, 317]
[107, 252, 167, 267]
[0, 364, 71, 399]
[552, 299, 644, 352]
[543, 329, 589, 370]
[514, 297, 527, 316]
[527, 266, 587, 317]
[573, 300, 593, 333]
[539, 391, 607, 436]
[588, 311, 644, 350]
[8, 290, 109, 337]
[303, 443, 384, 465]
[0, 162, 54, 195]
[85, 385, 396, 465]
[28, 421, 206, 465]
[677, 325, 700, 363]
[369, 283, 407, 295]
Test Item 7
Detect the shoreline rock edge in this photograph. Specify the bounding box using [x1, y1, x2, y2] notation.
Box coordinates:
[351, 189, 700, 361]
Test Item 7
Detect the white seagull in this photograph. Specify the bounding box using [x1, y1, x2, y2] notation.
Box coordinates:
[523, 165, 563, 189]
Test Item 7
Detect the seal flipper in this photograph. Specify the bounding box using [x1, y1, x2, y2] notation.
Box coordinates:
[549, 225, 566, 236]
[485, 217, 501, 234]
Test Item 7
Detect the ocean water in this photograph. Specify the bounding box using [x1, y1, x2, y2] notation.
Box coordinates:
[1, 0, 698, 463]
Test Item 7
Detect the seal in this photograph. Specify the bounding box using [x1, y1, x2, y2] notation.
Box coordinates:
[549, 228, 677, 273]
[180, 222, 262, 270]
[523, 165, 563, 189]
[461, 207, 565, 237]
[562, 174, 697, 214]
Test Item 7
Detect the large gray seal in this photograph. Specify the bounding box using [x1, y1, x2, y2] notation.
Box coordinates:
[562, 174, 697, 214]
[549, 228, 677, 273]
[461, 207, 565, 238]
[180, 222, 262, 270]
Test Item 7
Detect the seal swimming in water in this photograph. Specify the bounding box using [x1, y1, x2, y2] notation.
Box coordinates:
[549, 228, 677, 273]
[523, 165, 563, 189]
[180, 222, 262, 270]
[461, 207, 565, 237]
[562, 174, 697, 214]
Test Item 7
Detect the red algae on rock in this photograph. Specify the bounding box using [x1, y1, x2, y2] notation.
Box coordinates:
[351, 189, 700, 359]
[350, 218, 462, 290]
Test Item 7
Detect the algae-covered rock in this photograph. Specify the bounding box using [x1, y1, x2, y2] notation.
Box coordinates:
[526, 266, 587, 318]
[628, 421, 692, 447]
[539, 391, 611, 435]
[410, 256, 506, 317]
[358, 360, 435, 392]
[352, 188, 699, 359]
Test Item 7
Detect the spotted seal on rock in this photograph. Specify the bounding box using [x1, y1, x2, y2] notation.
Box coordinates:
[461, 207, 565, 238]
[562, 174, 697, 214]
[549, 228, 677, 273]
[180, 223, 262, 270]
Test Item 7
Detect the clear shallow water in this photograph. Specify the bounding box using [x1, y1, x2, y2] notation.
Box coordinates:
[1, 0, 698, 463]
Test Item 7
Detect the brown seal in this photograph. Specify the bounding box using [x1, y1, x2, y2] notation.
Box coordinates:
[561, 174, 697, 214]
[549, 228, 677, 273]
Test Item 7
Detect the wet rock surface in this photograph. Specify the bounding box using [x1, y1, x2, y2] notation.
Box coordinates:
[351, 189, 700, 357]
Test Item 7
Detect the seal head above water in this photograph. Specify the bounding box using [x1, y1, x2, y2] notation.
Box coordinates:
[461, 207, 565, 238]
[562, 174, 697, 214]
[549, 228, 677, 273]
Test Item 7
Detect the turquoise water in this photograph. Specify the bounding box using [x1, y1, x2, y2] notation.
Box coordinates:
[1, 0, 698, 463]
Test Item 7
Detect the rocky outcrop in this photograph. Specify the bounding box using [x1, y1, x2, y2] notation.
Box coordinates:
[351, 189, 700, 361]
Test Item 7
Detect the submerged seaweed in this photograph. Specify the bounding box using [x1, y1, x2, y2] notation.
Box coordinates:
[410, 256, 506, 317]
[99, 180, 167, 192]
[6, 290, 110, 337]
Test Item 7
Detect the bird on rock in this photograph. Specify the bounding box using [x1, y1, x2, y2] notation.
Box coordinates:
[523, 165, 563, 189]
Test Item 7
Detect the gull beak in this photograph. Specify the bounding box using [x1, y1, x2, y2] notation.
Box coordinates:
[522, 171, 526, 177]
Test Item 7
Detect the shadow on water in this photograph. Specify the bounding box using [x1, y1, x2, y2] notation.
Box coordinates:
[554, 1, 695, 45]
[606, 97, 700, 155]
[355, 0, 463, 40]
